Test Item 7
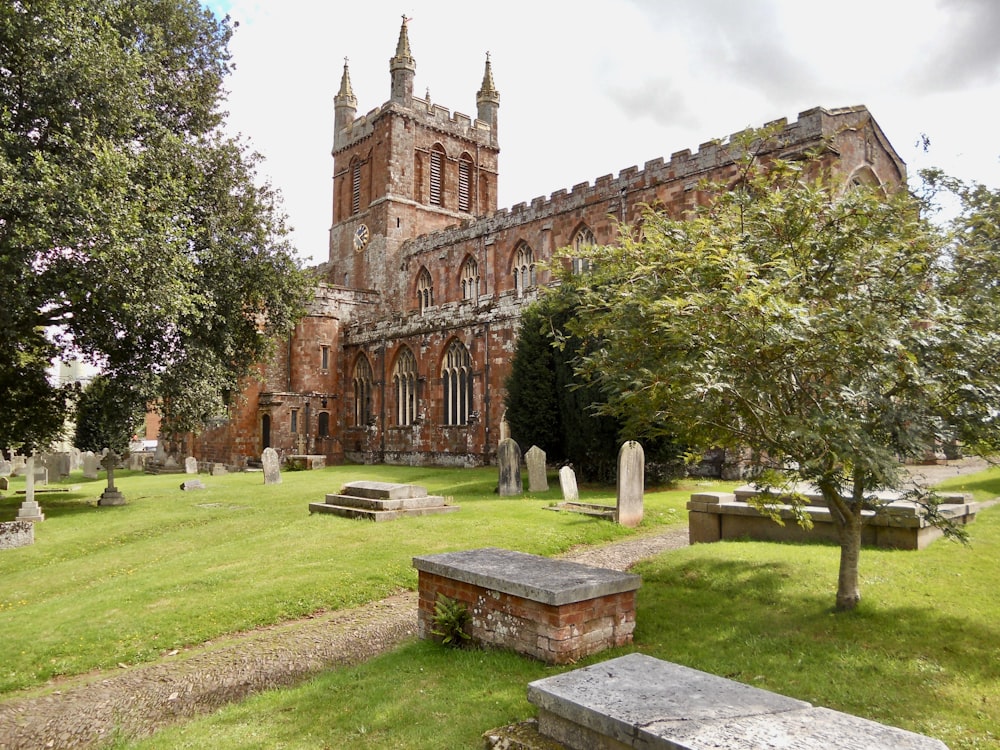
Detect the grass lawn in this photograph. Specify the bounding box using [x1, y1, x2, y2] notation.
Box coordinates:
[0, 463, 692, 696]
[5, 465, 1000, 749]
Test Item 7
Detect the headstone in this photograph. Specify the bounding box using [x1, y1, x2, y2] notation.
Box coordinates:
[11, 454, 26, 476]
[525, 445, 548, 492]
[164, 454, 179, 469]
[81, 451, 100, 480]
[211, 463, 228, 476]
[261, 447, 281, 485]
[32, 466, 48, 485]
[98, 449, 126, 506]
[559, 465, 579, 502]
[499, 412, 511, 443]
[616, 440, 644, 528]
[180, 479, 206, 491]
[154, 441, 167, 463]
[0, 476, 8, 491]
[0, 460, 11, 477]
[497, 438, 522, 497]
[16, 457, 44, 522]
[184, 456, 198, 474]
[128, 452, 145, 471]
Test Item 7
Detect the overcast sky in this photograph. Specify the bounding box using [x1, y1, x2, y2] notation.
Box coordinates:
[206, 0, 1000, 266]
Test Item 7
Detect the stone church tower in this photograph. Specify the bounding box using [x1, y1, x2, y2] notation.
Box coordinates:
[327, 18, 500, 312]
[190, 19, 907, 469]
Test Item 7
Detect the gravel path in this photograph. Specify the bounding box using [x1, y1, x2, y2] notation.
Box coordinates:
[0, 459, 987, 749]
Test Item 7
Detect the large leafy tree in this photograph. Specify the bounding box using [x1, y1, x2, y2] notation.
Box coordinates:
[73, 374, 144, 454]
[0, 0, 310, 451]
[565, 138, 1000, 610]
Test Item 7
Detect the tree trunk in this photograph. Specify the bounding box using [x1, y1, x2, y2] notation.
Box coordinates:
[822, 481, 864, 612]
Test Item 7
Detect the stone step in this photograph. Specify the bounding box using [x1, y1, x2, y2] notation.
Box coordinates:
[308, 502, 460, 522]
[340, 480, 429, 500]
[324, 493, 447, 511]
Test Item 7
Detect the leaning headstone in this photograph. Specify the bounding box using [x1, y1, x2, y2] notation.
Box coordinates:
[497, 438, 522, 497]
[616, 440, 644, 528]
[16, 457, 44, 522]
[559, 465, 579, 502]
[180, 479, 206, 491]
[98, 449, 126, 506]
[525, 445, 548, 492]
[81, 451, 100, 480]
[261, 447, 281, 485]
[184, 456, 198, 475]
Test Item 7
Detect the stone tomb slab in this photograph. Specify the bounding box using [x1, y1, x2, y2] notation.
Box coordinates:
[414, 548, 639, 664]
[528, 653, 947, 750]
[309, 481, 458, 521]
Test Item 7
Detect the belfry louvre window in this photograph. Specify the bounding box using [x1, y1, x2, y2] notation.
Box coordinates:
[442, 341, 473, 426]
[429, 147, 444, 206]
[353, 356, 373, 426]
[351, 160, 362, 215]
[417, 267, 433, 314]
[458, 156, 472, 212]
[393, 348, 418, 426]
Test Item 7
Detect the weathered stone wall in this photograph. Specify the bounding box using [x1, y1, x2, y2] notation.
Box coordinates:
[417, 570, 636, 664]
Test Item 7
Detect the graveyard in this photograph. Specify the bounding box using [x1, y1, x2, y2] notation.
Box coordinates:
[1, 460, 999, 747]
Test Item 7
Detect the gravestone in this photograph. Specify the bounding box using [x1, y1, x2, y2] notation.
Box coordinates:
[497, 438, 523, 497]
[184, 456, 198, 474]
[11, 454, 26, 476]
[81, 451, 100, 480]
[499, 412, 511, 443]
[0, 476, 8, 491]
[98, 449, 126, 506]
[525, 445, 548, 492]
[211, 463, 228, 476]
[261, 447, 281, 485]
[616, 440, 644, 528]
[180, 479, 206, 491]
[0, 459, 11, 477]
[16, 457, 44, 522]
[33, 466, 48, 485]
[559, 465, 579, 502]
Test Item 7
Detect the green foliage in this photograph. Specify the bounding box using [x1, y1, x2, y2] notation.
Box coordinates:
[429, 594, 472, 648]
[0, 0, 311, 447]
[73, 374, 145, 454]
[563, 131, 1000, 608]
[505, 285, 684, 482]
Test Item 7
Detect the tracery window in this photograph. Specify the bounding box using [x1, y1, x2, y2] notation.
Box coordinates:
[458, 155, 473, 212]
[429, 145, 445, 206]
[353, 355, 373, 427]
[460, 256, 480, 300]
[512, 242, 536, 297]
[441, 340, 473, 426]
[393, 348, 418, 426]
[571, 225, 595, 275]
[416, 267, 433, 314]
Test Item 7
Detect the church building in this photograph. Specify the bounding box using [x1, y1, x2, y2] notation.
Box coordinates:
[191, 19, 906, 468]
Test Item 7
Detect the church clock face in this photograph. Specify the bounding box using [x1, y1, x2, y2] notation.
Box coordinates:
[353, 223, 370, 253]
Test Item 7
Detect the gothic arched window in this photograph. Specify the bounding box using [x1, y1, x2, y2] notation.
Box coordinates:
[458, 154, 473, 212]
[393, 348, 418, 426]
[571, 225, 595, 275]
[429, 144, 445, 206]
[460, 256, 480, 300]
[442, 340, 473, 426]
[512, 242, 536, 297]
[353, 355, 373, 427]
[417, 267, 433, 314]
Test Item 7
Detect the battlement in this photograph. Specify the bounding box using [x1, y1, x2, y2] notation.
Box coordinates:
[400, 106, 864, 257]
[335, 96, 493, 154]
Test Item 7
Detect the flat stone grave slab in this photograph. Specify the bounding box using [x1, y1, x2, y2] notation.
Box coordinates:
[414, 547, 639, 664]
[528, 653, 948, 749]
[309, 481, 458, 521]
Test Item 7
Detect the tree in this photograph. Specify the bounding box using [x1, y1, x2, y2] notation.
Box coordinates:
[0, 0, 310, 452]
[564, 137, 1000, 610]
[74, 375, 145, 454]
